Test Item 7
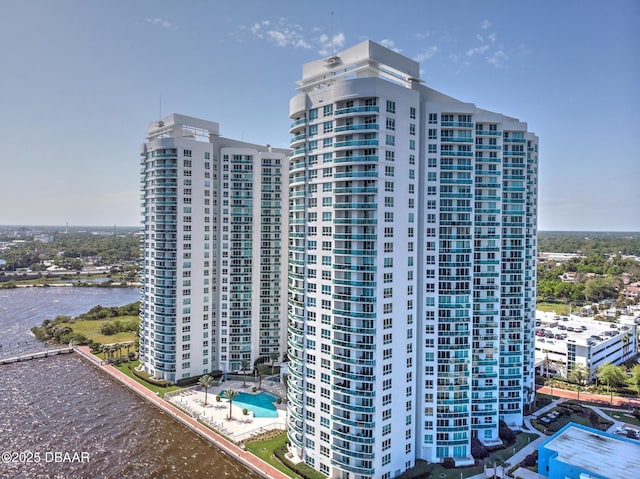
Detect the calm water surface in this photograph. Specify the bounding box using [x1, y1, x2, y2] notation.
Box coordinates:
[0, 287, 260, 479]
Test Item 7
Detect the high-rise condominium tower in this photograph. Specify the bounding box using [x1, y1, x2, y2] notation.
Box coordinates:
[287, 41, 538, 478]
[139, 114, 289, 382]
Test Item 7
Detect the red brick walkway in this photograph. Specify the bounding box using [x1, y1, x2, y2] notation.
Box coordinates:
[75, 346, 290, 479]
[536, 384, 640, 408]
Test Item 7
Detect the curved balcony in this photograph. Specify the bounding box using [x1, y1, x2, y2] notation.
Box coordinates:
[290, 148, 306, 159]
[289, 117, 307, 133]
[289, 134, 306, 149]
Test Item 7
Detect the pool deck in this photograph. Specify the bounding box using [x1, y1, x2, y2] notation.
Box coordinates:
[74, 346, 290, 479]
[166, 381, 287, 443]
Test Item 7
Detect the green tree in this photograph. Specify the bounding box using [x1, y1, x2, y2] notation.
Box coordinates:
[583, 277, 619, 302]
[241, 358, 250, 388]
[631, 364, 640, 397]
[198, 374, 215, 405]
[567, 363, 588, 400]
[270, 351, 279, 376]
[597, 363, 627, 404]
[224, 388, 239, 420]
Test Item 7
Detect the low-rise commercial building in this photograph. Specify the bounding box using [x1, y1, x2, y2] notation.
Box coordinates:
[534, 311, 638, 381]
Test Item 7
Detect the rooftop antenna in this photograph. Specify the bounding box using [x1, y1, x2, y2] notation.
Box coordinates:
[331, 11, 335, 57]
[159, 93, 162, 122]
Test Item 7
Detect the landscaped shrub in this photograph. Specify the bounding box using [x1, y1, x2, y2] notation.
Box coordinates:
[243, 408, 248, 415]
[471, 437, 489, 459]
[129, 365, 170, 387]
[442, 457, 455, 469]
[274, 445, 326, 479]
[523, 451, 538, 467]
[499, 420, 516, 445]
[277, 397, 283, 404]
[252, 386, 258, 392]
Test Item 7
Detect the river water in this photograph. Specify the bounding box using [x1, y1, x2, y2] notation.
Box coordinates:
[0, 287, 259, 479]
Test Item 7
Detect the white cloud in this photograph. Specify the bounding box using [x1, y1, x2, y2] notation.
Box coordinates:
[487, 50, 509, 67]
[466, 44, 490, 57]
[488, 33, 497, 43]
[318, 33, 346, 56]
[265, 27, 311, 49]
[416, 32, 431, 40]
[480, 19, 491, 30]
[145, 17, 173, 30]
[239, 18, 347, 54]
[414, 46, 440, 62]
[379, 39, 402, 53]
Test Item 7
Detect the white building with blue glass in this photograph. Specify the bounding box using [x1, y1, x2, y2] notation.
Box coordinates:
[286, 40, 538, 478]
[139, 114, 289, 382]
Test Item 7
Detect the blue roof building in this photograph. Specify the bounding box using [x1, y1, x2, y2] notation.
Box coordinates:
[538, 422, 640, 479]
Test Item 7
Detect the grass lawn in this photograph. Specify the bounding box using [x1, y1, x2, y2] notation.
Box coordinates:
[402, 432, 539, 479]
[60, 316, 138, 344]
[599, 408, 640, 427]
[113, 360, 181, 396]
[536, 302, 572, 315]
[245, 432, 302, 479]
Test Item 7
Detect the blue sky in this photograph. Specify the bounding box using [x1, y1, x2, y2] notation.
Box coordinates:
[1, 0, 638, 231]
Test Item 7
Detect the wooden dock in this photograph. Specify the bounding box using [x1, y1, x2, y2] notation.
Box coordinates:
[0, 347, 74, 365]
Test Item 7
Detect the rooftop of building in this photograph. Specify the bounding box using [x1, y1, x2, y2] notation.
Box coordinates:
[540, 423, 640, 478]
[535, 310, 638, 349]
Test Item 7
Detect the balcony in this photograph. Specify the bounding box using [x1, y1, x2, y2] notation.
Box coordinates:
[334, 106, 380, 115]
[335, 124, 379, 132]
[334, 139, 379, 148]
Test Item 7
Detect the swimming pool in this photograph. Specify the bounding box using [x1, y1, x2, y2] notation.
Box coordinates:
[223, 391, 279, 418]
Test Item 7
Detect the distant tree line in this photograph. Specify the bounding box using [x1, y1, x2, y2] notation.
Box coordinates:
[0, 232, 140, 271]
[539, 231, 640, 256]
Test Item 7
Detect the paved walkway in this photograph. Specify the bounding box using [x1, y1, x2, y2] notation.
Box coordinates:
[466, 398, 565, 479]
[74, 346, 289, 479]
[536, 385, 640, 408]
[165, 382, 287, 443]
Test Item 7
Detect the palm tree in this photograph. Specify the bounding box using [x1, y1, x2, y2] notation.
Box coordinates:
[241, 359, 250, 388]
[568, 363, 588, 400]
[198, 374, 215, 405]
[270, 351, 279, 376]
[542, 349, 553, 395]
[224, 388, 239, 420]
[113, 343, 122, 361]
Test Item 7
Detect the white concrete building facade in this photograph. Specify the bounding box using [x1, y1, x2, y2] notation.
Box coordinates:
[535, 311, 639, 380]
[139, 114, 289, 382]
[286, 41, 538, 478]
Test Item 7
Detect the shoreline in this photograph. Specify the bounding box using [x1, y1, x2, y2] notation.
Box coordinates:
[3, 282, 138, 289]
[73, 346, 288, 479]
